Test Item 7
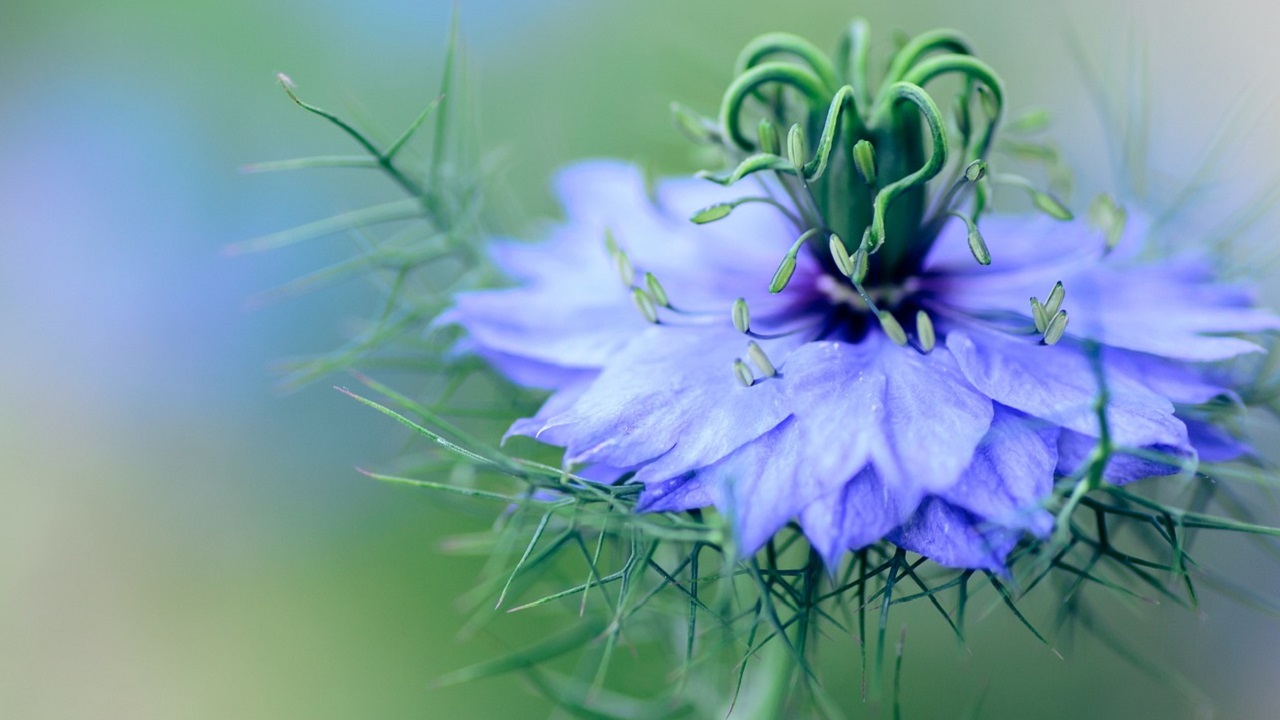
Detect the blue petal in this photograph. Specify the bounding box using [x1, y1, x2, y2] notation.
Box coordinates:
[448, 161, 822, 379]
[948, 329, 1189, 452]
[924, 214, 1279, 361]
[1055, 429, 1193, 485]
[888, 498, 1022, 573]
[939, 406, 1057, 537]
[516, 324, 806, 476]
[798, 467, 905, 567]
[779, 332, 994, 496]
[629, 330, 994, 559]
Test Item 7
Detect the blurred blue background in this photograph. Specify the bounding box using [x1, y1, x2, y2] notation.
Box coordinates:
[3, 0, 1280, 718]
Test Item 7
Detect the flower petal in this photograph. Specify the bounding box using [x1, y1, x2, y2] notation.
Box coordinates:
[798, 468, 904, 567]
[939, 406, 1057, 536]
[947, 329, 1188, 451]
[517, 324, 804, 476]
[888, 498, 1022, 573]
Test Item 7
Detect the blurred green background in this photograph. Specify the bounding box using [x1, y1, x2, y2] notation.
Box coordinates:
[3, 0, 1280, 718]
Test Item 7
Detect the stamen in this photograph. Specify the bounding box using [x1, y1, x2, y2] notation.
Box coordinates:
[732, 359, 754, 387]
[644, 272, 670, 308]
[947, 211, 990, 266]
[770, 255, 798, 294]
[1030, 296, 1048, 333]
[851, 248, 869, 285]
[732, 298, 751, 334]
[1089, 194, 1127, 251]
[691, 203, 733, 224]
[631, 287, 659, 324]
[963, 159, 987, 182]
[746, 341, 777, 377]
[614, 248, 635, 286]
[829, 233, 854, 277]
[877, 310, 909, 346]
[853, 139, 877, 185]
[1043, 310, 1069, 345]
[787, 123, 807, 171]
[604, 228, 620, 256]
[916, 309, 936, 352]
[770, 228, 820, 294]
[992, 173, 1072, 221]
[757, 118, 780, 156]
[1044, 281, 1065, 318]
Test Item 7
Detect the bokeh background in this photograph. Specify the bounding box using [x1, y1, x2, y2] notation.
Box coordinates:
[4, 0, 1280, 718]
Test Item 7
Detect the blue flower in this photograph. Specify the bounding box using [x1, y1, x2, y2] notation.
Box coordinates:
[447, 161, 1277, 572]
[443, 27, 1279, 573]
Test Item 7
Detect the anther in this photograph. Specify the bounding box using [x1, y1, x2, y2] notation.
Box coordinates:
[877, 310, 909, 346]
[1044, 281, 1065, 318]
[1030, 297, 1048, 333]
[829, 233, 854, 277]
[948, 211, 990, 266]
[851, 248, 869, 285]
[644, 272, 670, 308]
[631, 287, 659, 324]
[691, 203, 734, 224]
[614, 249, 635, 286]
[733, 359, 754, 387]
[853, 139, 877, 185]
[787, 123, 807, 170]
[604, 228, 620, 256]
[916, 309, 936, 352]
[1032, 191, 1073, 221]
[963, 159, 987, 183]
[1043, 310, 1069, 345]
[758, 118, 780, 156]
[746, 341, 777, 377]
[732, 298, 751, 333]
[770, 254, 797, 294]
[1089, 194, 1127, 251]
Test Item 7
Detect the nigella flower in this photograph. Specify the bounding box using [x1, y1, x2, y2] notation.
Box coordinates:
[444, 26, 1278, 573]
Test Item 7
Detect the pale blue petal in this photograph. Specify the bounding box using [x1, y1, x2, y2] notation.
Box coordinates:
[517, 324, 806, 475]
[888, 499, 1022, 573]
[948, 329, 1188, 451]
[939, 406, 1057, 536]
[798, 468, 905, 567]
